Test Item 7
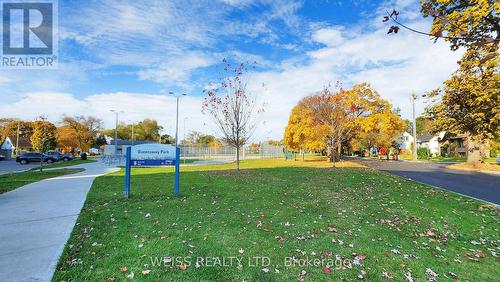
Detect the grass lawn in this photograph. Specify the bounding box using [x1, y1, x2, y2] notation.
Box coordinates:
[54, 159, 499, 281]
[0, 168, 85, 195]
[31, 159, 96, 170]
[428, 157, 467, 162]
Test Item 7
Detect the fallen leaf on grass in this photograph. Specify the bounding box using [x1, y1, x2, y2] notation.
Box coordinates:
[141, 270, 151, 275]
[179, 263, 188, 270]
[382, 271, 393, 279]
[119, 266, 128, 273]
[327, 226, 338, 233]
[404, 272, 414, 282]
[426, 268, 438, 279]
[324, 266, 331, 275]
[263, 228, 273, 233]
[257, 220, 264, 227]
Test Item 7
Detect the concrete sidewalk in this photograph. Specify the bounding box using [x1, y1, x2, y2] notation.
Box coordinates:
[0, 162, 119, 282]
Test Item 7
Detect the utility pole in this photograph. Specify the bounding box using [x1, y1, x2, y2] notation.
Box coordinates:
[16, 120, 20, 156]
[110, 110, 123, 155]
[131, 122, 134, 145]
[411, 93, 418, 161]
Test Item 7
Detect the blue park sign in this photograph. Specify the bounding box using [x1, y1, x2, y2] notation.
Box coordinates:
[124, 144, 180, 198]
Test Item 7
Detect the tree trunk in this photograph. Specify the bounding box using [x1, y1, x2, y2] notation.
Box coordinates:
[337, 142, 341, 162]
[466, 135, 488, 163]
[236, 145, 240, 171]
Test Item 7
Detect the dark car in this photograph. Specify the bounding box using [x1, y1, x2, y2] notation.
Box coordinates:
[61, 153, 74, 162]
[0, 154, 5, 161]
[16, 153, 58, 164]
[44, 152, 74, 162]
[45, 152, 63, 161]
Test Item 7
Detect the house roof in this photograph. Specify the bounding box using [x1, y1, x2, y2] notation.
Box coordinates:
[3, 136, 32, 148]
[417, 134, 434, 142]
[439, 132, 467, 142]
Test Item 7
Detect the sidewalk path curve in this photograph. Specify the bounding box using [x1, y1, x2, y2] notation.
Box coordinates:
[0, 162, 119, 282]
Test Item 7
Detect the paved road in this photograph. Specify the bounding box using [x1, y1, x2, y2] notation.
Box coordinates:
[0, 160, 40, 175]
[348, 157, 500, 205]
[0, 162, 119, 282]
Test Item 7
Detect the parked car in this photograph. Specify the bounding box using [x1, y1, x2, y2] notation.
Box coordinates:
[16, 152, 58, 164]
[0, 154, 5, 161]
[45, 152, 63, 161]
[61, 153, 74, 162]
[44, 152, 74, 162]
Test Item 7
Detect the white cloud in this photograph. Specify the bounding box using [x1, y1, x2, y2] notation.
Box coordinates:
[138, 52, 215, 86]
[312, 27, 344, 47]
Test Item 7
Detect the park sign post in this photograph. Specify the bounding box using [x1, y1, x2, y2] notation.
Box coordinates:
[124, 143, 181, 198]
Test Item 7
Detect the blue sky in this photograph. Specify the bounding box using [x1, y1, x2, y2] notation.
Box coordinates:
[0, 0, 462, 140]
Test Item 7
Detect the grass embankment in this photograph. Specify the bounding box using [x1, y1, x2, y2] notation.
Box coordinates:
[447, 162, 500, 173]
[0, 168, 85, 194]
[54, 159, 499, 281]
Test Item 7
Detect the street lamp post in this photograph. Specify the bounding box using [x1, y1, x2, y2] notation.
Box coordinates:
[130, 122, 135, 146]
[168, 92, 187, 147]
[169, 92, 186, 196]
[411, 93, 418, 161]
[110, 110, 123, 155]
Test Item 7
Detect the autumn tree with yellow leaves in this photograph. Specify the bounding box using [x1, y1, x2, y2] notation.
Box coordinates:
[284, 83, 405, 165]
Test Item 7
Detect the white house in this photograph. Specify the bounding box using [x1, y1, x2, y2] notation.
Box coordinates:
[417, 133, 444, 157]
[400, 132, 414, 150]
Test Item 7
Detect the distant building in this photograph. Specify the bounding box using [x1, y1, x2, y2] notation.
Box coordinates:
[104, 139, 157, 155]
[416, 133, 442, 157]
[438, 132, 469, 157]
[0, 136, 33, 159]
[400, 132, 414, 150]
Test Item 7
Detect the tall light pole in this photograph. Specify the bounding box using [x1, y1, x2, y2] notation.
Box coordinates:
[168, 92, 187, 147]
[411, 93, 418, 161]
[16, 120, 20, 156]
[130, 122, 135, 145]
[110, 110, 123, 155]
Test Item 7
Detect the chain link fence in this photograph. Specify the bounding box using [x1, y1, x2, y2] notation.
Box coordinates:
[100, 143, 284, 166]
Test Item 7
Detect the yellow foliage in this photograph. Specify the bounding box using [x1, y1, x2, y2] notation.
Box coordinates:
[284, 83, 405, 152]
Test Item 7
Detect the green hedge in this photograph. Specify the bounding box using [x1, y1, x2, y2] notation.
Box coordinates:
[417, 147, 431, 160]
